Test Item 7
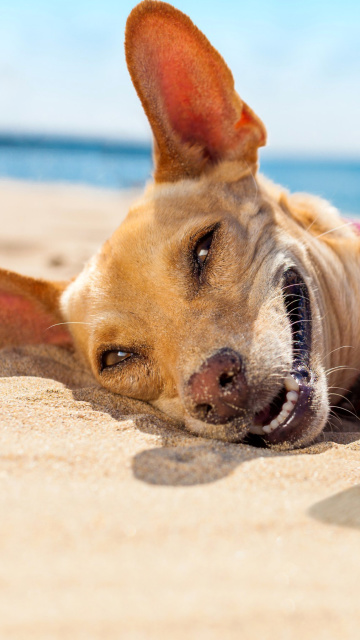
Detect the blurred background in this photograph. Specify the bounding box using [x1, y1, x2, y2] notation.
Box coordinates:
[0, 0, 359, 214]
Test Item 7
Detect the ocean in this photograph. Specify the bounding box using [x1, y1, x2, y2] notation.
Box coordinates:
[0, 134, 359, 217]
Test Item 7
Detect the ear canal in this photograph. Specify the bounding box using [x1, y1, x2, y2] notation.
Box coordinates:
[0, 268, 73, 349]
[125, 0, 266, 182]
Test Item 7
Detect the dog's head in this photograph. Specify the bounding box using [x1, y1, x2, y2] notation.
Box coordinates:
[1, 1, 359, 448]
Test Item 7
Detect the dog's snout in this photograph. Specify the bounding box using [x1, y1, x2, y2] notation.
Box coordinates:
[186, 348, 248, 424]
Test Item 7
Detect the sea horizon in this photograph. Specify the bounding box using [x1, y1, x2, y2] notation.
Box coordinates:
[0, 132, 359, 217]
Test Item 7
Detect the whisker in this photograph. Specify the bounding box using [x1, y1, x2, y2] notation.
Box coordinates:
[45, 321, 91, 332]
[305, 214, 320, 233]
[324, 345, 354, 358]
[329, 405, 359, 421]
[328, 385, 356, 398]
[325, 365, 360, 376]
[328, 412, 343, 431]
[315, 221, 353, 239]
[328, 389, 359, 414]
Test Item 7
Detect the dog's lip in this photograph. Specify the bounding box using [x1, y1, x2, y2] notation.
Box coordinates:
[261, 372, 314, 445]
[250, 267, 314, 445]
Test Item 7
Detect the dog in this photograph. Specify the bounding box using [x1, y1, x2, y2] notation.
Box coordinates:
[1, 0, 359, 449]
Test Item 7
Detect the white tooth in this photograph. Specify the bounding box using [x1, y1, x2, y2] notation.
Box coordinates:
[264, 419, 280, 433]
[270, 418, 280, 429]
[278, 410, 289, 422]
[263, 424, 272, 433]
[286, 391, 299, 403]
[248, 425, 265, 435]
[284, 375, 300, 392]
[282, 401, 294, 413]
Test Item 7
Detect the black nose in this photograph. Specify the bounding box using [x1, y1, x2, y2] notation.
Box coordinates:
[185, 348, 248, 424]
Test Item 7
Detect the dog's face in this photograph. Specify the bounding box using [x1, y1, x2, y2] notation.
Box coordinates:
[1, 1, 359, 448]
[62, 164, 334, 447]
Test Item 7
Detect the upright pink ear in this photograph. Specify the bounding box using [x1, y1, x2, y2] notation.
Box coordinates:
[125, 1, 266, 182]
[0, 268, 73, 348]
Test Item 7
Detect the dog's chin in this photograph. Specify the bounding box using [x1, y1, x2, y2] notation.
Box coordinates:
[183, 414, 247, 443]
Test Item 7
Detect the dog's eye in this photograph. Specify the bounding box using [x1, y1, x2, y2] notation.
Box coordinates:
[101, 350, 132, 369]
[195, 231, 214, 266]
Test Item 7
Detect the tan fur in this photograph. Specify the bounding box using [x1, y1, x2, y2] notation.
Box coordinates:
[1, 2, 359, 448]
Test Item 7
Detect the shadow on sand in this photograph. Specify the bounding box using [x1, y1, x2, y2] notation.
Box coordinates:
[308, 485, 360, 529]
[2, 344, 360, 487]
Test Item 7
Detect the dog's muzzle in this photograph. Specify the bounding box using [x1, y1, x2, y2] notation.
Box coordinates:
[184, 348, 248, 424]
[183, 267, 319, 447]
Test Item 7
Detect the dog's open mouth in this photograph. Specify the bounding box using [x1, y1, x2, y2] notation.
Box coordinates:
[251, 268, 314, 445]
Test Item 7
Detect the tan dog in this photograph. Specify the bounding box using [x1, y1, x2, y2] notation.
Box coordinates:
[1, 1, 359, 448]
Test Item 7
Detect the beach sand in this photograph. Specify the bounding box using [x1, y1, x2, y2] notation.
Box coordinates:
[1, 179, 360, 639]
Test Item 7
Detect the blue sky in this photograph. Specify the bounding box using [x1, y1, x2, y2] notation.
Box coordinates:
[0, 0, 359, 155]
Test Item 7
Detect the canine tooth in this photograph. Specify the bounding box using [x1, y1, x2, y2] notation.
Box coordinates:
[284, 375, 300, 392]
[286, 391, 299, 403]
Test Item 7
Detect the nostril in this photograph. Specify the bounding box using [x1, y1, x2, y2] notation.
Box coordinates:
[195, 403, 213, 420]
[186, 348, 247, 424]
[219, 372, 235, 387]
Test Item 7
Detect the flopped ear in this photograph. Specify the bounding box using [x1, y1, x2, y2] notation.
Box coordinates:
[0, 268, 73, 349]
[125, 1, 266, 182]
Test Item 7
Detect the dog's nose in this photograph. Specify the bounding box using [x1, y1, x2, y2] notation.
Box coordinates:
[186, 348, 248, 424]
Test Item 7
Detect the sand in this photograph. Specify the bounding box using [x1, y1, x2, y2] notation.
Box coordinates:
[1, 179, 360, 640]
